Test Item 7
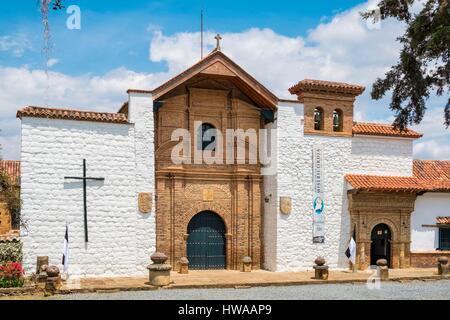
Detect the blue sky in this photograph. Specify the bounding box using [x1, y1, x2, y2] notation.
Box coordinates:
[0, 0, 448, 160]
[0, 0, 362, 75]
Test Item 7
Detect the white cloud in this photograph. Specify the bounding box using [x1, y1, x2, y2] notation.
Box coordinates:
[0, 66, 167, 159]
[412, 106, 450, 159]
[46, 58, 59, 68]
[148, 0, 405, 98]
[0, 34, 32, 57]
[415, 140, 450, 159]
[0, 0, 448, 160]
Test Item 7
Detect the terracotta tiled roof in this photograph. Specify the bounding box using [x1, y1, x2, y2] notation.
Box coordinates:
[0, 230, 20, 242]
[437, 217, 450, 225]
[289, 79, 365, 96]
[0, 160, 20, 186]
[353, 122, 423, 139]
[346, 160, 450, 193]
[413, 160, 450, 181]
[17, 106, 129, 124]
[345, 174, 426, 192]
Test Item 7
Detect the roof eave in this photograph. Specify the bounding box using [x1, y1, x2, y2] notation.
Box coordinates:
[150, 50, 278, 110]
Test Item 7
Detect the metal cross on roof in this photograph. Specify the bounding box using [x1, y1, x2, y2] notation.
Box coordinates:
[214, 34, 222, 51]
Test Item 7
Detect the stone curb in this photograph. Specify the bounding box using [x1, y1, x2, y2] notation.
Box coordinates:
[0, 285, 38, 297]
[53, 274, 446, 295]
[165, 275, 444, 290]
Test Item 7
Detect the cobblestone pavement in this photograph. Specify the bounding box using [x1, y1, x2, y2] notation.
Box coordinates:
[51, 279, 450, 300]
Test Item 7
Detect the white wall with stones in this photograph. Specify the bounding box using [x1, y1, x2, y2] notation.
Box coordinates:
[349, 136, 414, 177]
[20, 93, 156, 277]
[262, 121, 278, 271]
[264, 101, 352, 271]
[264, 102, 417, 272]
[411, 193, 450, 252]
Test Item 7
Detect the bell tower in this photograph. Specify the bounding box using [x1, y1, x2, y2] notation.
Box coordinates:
[289, 79, 365, 137]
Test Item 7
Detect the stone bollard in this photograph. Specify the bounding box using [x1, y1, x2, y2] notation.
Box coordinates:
[376, 259, 389, 281]
[313, 256, 329, 280]
[242, 256, 252, 273]
[37, 264, 49, 285]
[44, 266, 62, 294]
[147, 252, 172, 287]
[36, 256, 49, 274]
[179, 257, 189, 274]
[437, 256, 449, 277]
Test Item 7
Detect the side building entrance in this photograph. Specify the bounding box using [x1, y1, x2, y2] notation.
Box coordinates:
[370, 223, 392, 267]
[348, 191, 417, 270]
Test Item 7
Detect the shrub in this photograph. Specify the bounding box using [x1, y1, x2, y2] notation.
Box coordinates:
[0, 170, 21, 229]
[0, 261, 25, 288]
[0, 241, 23, 263]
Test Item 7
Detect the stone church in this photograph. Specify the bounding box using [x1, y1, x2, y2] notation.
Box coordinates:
[15, 45, 450, 277]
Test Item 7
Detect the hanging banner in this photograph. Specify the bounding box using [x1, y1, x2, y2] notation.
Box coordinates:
[312, 144, 325, 243]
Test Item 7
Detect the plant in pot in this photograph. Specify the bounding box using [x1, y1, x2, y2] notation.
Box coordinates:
[0, 261, 25, 288]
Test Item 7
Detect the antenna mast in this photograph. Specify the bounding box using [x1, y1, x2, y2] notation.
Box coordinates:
[201, 9, 204, 59]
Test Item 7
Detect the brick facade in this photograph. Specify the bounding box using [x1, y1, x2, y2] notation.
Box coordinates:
[155, 76, 264, 271]
[410, 251, 450, 268]
[302, 93, 355, 137]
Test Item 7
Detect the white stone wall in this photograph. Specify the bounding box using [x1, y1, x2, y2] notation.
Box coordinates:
[349, 135, 414, 176]
[262, 121, 277, 271]
[411, 193, 450, 251]
[20, 94, 156, 277]
[264, 102, 352, 271]
[264, 104, 417, 271]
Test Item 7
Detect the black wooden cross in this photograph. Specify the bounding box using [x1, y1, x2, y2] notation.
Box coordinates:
[64, 159, 105, 242]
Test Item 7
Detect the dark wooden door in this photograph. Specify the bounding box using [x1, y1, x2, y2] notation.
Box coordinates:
[187, 211, 226, 270]
[370, 223, 391, 267]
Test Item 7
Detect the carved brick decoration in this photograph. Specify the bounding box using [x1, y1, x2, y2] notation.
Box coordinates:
[154, 75, 265, 271]
[347, 191, 417, 270]
[138, 193, 152, 214]
[202, 189, 214, 202]
[280, 197, 292, 215]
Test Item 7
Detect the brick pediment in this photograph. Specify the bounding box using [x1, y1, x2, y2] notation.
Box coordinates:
[200, 61, 236, 77]
[151, 50, 278, 110]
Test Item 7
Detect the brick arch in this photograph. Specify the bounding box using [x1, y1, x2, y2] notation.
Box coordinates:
[155, 139, 180, 158]
[183, 202, 230, 234]
[367, 217, 399, 242]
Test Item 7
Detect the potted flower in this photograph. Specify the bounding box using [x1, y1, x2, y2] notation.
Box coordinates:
[0, 261, 25, 288]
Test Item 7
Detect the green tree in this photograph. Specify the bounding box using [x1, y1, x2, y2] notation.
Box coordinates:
[50, 0, 64, 10]
[362, 0, 450, 129]
[0, 171, 21, 230]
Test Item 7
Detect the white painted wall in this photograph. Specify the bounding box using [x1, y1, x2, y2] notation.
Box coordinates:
[349, 135, 414, 176]
[262, 121, 277, 271]
[411, 193, 450, 251]
[20, 93, 156, 277]
[265, 104, 418, 271]
[264, 101, 352, 271]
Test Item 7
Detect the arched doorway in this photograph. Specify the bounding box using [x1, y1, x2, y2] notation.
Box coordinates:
[370, 223, 392, 267]
[187, 211, 226, 270]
